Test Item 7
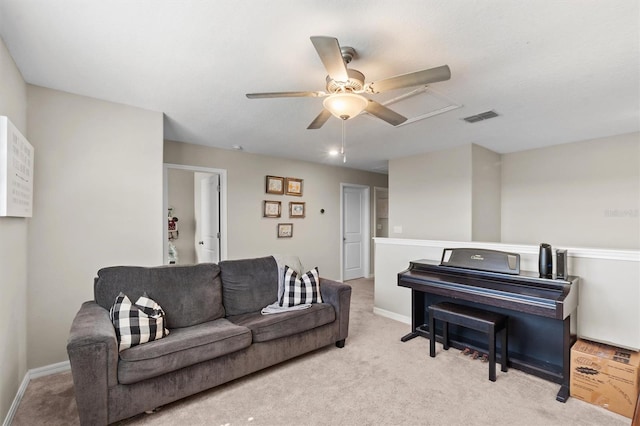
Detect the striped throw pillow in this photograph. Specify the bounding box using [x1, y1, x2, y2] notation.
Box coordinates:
[280, 266, 323, 307]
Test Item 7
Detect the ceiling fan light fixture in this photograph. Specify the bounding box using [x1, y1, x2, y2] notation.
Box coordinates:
[323, 93, 368, 120]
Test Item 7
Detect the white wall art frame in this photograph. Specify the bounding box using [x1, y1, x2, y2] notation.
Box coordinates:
[0, 116, 34, 217]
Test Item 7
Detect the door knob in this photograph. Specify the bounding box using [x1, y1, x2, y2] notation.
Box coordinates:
[198, 241, 204, 245]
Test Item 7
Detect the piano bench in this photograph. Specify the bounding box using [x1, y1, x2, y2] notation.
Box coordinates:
[428, 302, 508, 382]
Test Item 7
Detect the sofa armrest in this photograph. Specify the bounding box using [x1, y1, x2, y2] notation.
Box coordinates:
[67, 301, 119, 425]
[319, 278, 352, 343]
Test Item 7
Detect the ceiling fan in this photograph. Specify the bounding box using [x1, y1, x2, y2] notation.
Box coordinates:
[246, 36, 451, 129]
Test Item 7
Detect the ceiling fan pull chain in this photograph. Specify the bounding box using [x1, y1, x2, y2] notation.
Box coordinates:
[341, 119, 347, 163]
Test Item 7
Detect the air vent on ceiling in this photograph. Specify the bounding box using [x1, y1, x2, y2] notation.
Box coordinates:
[462, 110, 499, 123]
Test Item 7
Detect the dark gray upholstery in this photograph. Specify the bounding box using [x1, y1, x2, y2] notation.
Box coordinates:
[228, 303, 335, 343]
[94, 263, 225, 328]
[118, 319, 252, 384]
[67, 258, 351, 425]
[107, 325, 337, 424]
[319, 279, 351, 343]
[219, 256, 279, 316]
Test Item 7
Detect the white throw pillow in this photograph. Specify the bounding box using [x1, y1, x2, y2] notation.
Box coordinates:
[272, 254, 304, 304]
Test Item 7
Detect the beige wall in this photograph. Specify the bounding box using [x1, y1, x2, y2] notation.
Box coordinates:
[389, 134, 639, 250]
[388, 144, 473, 241]
[26, 86, 164, 368]
[0, 36, 28, 422]
[471, 144, 501, 242]
[167, 168, 196, 264]
[389, 145, 471, 241]
[164, 140, 388, 280]
[501, 132, 640, 249]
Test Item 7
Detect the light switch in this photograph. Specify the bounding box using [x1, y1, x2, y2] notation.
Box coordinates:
[393, 225, 403, 234]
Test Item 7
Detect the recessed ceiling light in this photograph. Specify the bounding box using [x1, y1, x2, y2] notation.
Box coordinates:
[329, 149, 339, 156]
[232, 144, 243, 151]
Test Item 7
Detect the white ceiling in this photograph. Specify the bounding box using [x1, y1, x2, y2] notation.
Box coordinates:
[1, 1, 638, 173]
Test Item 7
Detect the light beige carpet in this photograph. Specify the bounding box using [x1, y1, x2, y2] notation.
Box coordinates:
[12, 278, 629, 425]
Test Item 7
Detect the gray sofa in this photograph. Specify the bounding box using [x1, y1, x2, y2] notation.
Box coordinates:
[66, 256, 351, 425]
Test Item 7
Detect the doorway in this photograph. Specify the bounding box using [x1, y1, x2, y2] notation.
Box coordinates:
[194, 172, 220, 263]
[374, 187, 389, 238]
[163, 164, 228, 264]
[340, 183, 370, 281]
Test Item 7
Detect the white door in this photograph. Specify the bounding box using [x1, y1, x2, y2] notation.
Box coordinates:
[197, 174, 220, 263]
[343, 186, 365, 280]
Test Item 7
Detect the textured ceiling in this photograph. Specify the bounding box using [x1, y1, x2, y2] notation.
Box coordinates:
[0, 0, 638, 172]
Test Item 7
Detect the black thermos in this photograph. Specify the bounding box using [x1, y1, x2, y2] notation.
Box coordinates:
[539, 243, 553, 278]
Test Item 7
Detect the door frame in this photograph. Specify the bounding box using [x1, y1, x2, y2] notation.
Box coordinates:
[163, 163, 228, 264]
[339, 183, 371, 281]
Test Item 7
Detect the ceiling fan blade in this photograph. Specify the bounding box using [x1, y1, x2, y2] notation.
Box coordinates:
[307, 109, 333, 129]
[246, 91, 326, 99]
[364, 100, 407, 126]
[310, 36, 349, 82]
[368, 65, 451, 94]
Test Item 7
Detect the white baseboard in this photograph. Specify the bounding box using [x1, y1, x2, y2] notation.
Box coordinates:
[3, 361, 70, 426]
[28, 360, 70, 379]
[373, 307, 411, 325]
[3, 373, 30, 426]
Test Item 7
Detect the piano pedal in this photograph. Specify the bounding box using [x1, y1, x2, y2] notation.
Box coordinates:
[462, 347, 472, 356]
[480, 354, 489, 363]
[472, 351, 480, 360]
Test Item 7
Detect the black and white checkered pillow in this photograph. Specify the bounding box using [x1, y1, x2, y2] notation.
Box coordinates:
[109, 292, 169, 351]
[279, 266, 322, 307]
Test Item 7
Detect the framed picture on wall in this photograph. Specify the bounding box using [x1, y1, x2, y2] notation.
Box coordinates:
[263, 200, 281, 218]
[285, 177, 303, 196]
[277, 223, 293, 238]
[266, 175, 284, 194]
[289, 201, 305, 218]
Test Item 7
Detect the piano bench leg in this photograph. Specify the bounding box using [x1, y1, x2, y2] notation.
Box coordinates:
[489, 326, 496, 382]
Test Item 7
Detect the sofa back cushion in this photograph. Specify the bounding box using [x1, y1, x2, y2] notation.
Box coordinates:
[219, 256, 279, 316]
[94, 263, 225, 329]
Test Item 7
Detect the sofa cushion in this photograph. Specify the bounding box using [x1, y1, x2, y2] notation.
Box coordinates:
[94, 263, 225, 329]
[117, 318, 252, 384]
[110, 292, 169, 351]
[219, 256, 279, 316]
[227, 303, 335, 343]
[280, 266, 322, 307]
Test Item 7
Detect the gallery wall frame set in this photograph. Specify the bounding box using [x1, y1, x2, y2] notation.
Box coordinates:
[265, 175, 304, 239]
[265, 175, 303, 196]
